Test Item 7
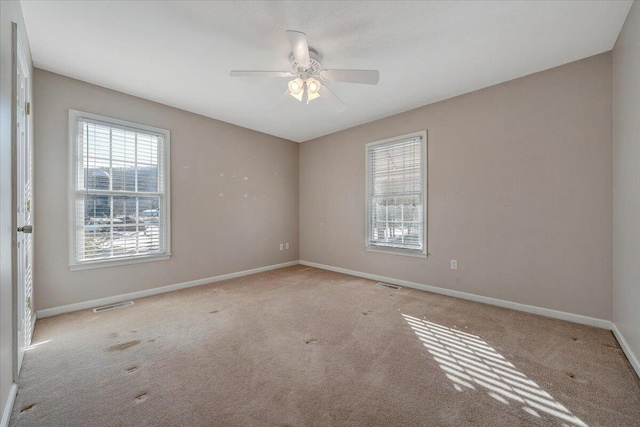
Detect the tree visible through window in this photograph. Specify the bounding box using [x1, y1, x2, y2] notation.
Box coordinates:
[366, 132, 426, 256]
[69, 110, 170, 269]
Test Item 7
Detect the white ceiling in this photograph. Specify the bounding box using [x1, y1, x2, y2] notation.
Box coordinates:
[21, 1, 632, 142]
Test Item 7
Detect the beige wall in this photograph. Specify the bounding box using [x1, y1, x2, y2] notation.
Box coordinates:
[613, 1, 640, 371]
[300, 53, 613, 320]
[33, 69, 299, 310]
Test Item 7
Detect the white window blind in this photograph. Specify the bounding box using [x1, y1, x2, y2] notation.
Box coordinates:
[69, 110, 170, 269]
[366, 132, 426, 256]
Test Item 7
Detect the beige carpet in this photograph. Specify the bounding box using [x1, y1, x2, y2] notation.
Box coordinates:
[9, 265, 640, 426]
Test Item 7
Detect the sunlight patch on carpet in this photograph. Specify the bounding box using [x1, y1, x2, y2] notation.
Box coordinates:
[25, 339, 51, 351]
[401, 314, 587, 427]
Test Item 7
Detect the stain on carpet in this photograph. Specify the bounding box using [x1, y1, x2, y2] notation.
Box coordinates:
[107, 340, 140, 352]
[108, 332, 119, 339]
[134, 393, 148, 403]
[209, 310, 219, 314]
[19, 404, 35, 414]
[305, 338, 317, 345]
[126, 366, 139, 375]
[605, 343, 621, 352]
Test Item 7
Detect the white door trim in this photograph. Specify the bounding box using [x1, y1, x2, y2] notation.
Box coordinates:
[0, 383, 17, 427]
[10, 20, 19, 384]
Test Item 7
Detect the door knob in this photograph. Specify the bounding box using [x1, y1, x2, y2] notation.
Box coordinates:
[17, 225, 32, 233]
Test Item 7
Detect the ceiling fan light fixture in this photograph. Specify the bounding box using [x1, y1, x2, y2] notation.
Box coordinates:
[229, 30, 379, 112]
[306, 78, 320, 94]
[306, 92, 320, 104]
[305, 78, 321, 104]
[290, 91, 304, 102]
[288, 77, 304, 101]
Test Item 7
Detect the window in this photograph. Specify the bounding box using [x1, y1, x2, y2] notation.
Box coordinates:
[68, 110, 171, 270]
[366, 131, 427, 257]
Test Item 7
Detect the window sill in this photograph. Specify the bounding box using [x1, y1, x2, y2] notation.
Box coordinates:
[365, 246, 427, 258]
[69, 253, 171, 271]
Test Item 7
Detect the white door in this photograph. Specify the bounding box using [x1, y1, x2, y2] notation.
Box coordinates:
[15, 30, 34, 374]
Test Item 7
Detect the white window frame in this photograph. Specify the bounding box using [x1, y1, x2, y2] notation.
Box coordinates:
[68, 109, 171, 270]
[365, 130, 427, 258]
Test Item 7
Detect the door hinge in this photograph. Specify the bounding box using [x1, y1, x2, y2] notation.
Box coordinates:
[25, 102, 30, 115]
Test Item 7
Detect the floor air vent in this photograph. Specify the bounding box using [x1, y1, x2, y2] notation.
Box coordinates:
[93, 301, 135, 313]
[377, 282, 401, 290]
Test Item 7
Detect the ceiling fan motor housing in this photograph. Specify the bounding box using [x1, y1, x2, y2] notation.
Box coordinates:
[290, 49, 322, 79]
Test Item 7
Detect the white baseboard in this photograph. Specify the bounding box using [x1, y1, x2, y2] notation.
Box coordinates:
[33, 258, 635, 381]
[36, 257, 614, 331]
[1, 383, 17, 427]
[300, 260, 613, 330]
[37, 260, 300, 318]
[612, 323, 640, 379]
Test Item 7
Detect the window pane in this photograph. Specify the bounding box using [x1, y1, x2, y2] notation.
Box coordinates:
[368, 136, 424, 253]
[73, 112, 169, 266]
[81, 194, 162, 261]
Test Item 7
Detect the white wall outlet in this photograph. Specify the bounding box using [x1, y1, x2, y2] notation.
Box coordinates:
[285, 242, 289, 250]
[279, 243, 284, 251]
[450, 260, 458, 270]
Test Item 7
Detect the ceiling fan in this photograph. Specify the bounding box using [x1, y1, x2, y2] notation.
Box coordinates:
[230, 30, 380, 112]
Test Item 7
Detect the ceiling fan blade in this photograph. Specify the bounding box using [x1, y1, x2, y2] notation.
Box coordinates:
[320, 83, 347, 113]
[320, 69, 380, 85]
[230, 71, 293, 78]
[271, 89, 293, 111]
[285, 30, 310, 68]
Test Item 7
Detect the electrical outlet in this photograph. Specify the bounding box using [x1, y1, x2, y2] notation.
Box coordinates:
[285, 242, 289, 250]
[450, 260, 458, 270]
[279, 243, 284, 251]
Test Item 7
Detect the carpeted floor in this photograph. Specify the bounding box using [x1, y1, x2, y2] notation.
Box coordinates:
[9, 265, 640, 426]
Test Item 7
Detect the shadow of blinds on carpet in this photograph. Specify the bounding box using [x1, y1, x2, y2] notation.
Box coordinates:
[401, 314, 587, 427]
